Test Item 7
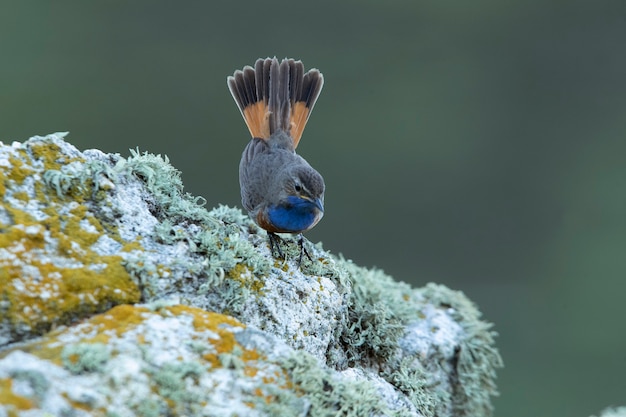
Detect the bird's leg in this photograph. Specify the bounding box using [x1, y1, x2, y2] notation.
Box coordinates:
[297, 234, 313, 265]
[268, 232, 284, 259]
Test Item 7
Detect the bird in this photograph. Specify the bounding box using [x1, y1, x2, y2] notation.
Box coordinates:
[227, 57, 325, 262]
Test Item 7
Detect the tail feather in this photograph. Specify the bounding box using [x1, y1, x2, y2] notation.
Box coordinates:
[289, 60, 304, 105]
[227, 57, 323, 147]
[227, 65, 269, 139]
[291, 69, 323, 148]
[255, 59, 271, 109]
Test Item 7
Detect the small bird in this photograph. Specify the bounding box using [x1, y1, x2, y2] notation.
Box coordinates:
[227, 57, 325, 262]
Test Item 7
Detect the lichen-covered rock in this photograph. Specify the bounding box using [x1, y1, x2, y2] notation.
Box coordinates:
[0, 134, 141, 346]
[0, 133, 503, 416]
[591, 407, 626, 417]
[0, 304, 391, 416]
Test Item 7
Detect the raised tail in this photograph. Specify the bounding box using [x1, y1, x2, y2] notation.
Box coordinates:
[227, 57, 324, 148]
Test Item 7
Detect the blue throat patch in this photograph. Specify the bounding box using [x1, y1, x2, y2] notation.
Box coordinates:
[267, 196, 319, 233]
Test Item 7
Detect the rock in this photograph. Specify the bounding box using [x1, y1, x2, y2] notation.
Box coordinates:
[0, 133, 502, 416]
[591, 408, 626, 417]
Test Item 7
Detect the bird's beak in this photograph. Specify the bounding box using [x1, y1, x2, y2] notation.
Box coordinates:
[301, 195, 324, 212]
[314, 197, 324, 213]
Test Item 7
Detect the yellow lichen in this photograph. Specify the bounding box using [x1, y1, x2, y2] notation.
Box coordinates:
[61, 392, 97, 412]
[121, 238, 144, 252]
[29, 142, 84, 171]
[0, 378, 34, 412]
[85, 304, 150, 338]
[12, 304, 149, 363]
[7, 151, 35, 184]
[161, 305, 268, 372]
[0, 171, 6, 196]
[228, 264, 265, 295]
[1, 200, 35, 228]
[0, 142, 142, 345]
[0, 200, 140, 329]
[11, 191, 30, 202]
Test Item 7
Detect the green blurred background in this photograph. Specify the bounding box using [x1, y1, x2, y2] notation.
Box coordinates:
[2, 1, 625, 415]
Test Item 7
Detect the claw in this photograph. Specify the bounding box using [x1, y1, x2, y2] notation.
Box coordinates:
[267, 233, 313, 267]
[268, 232, 284, 259]
[297, 234, 313, 266]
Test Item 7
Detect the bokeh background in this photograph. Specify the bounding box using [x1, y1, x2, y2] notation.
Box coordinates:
[2, 1, 625, 415]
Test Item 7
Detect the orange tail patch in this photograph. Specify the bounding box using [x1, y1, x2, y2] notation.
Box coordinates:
[228, 58, 323, 147]
[227, 63, 271, 139]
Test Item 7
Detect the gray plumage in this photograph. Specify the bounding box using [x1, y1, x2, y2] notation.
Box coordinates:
[239, 132, 324, 220]
[228, 57, 325, 237]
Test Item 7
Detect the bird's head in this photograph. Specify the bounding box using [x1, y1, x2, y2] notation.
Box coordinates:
[278, 164, 325, 213]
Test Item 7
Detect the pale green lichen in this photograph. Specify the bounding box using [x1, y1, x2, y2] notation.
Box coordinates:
[332, 257, 415, 367]
[271, 353, 390, 417]
[114, 149, 271, 305]
[151, 361, 205, 409]
[381, 357, 441, 417]
[218, 344, 246, 371]
[313, 256, 502, 416]
[1, 135, 274, 346]
[421, 283, 503, 417]
[61, 343, 110, 374]
[0, 305, 249, 413]
[318, 257, 444, 416]
[1, 134, 503, 415]
[591, 407, 626, 417]
[131, 399, 162, 417]
[116, 149, 215, 225]
[306, 253, 413, 371]
[7, 369, 50, 400]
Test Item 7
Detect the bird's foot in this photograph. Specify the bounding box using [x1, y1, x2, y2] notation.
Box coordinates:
[267, 233, 314, 267]
[297, 234, 313, 266]
[268, 232, 285, 259]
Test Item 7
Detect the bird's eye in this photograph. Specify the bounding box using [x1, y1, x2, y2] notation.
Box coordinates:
[294, 183, 302, 192]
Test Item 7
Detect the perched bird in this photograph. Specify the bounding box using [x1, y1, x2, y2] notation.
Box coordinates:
[227, 57, 325, 261]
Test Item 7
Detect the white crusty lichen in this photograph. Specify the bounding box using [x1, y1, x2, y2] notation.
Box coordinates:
[0, 132, 503, 417]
